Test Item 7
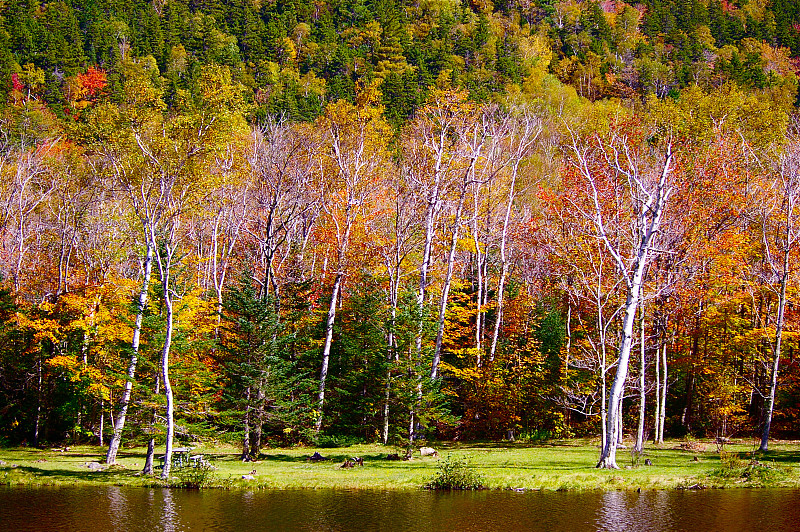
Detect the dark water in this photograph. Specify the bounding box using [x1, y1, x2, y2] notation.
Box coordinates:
[2, 486, 800, 531]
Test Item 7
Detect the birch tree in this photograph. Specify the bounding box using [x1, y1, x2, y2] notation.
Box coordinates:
[101, 57, 166, 465]
[1, 140, 58, 296]
[314, 83, 390, 434]
[756, 139, 800, 451]
[565, 125, 675, 469]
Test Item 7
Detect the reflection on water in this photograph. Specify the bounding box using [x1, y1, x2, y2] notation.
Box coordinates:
[2, 486, 800, 531]
[597, 490, 673, 531]
[106, 486, 127, 531]
[162, 489, 178, 532]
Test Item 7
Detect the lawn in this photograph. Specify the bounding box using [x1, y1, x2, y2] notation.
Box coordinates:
[1, 438, 798, 491]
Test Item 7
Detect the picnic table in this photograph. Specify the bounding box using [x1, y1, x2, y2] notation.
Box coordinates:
[161, 447, 194, 468]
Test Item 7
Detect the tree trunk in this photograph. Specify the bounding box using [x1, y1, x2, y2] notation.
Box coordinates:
[489, 166, 516, 362]
[382, 377, 391, 445]
[617, 393, 624, 445]
[160, 289, 175, 480]
[760, 250, 789, 451]
[106, 242, 154, 464]
[635, 304, 646, 453]
[658, 341, 668, 443]
[242, 386, 251, 461]
[315, 271, 343, 434]
[432, 226, 459, 378]
[382, 266, 399, 445]
[597, 303, 608, 453]
[432, 181, 469, 380]
[597, 275, 645, 469]
[98, 398, 104, 446]
[33, 354, 42, 447]
[471, 198, 484, 364]
[251, 381, 265, 458]
[654, 331, 661, 444]
[142, 378, 160, 475]
[143, 438, 155, 475]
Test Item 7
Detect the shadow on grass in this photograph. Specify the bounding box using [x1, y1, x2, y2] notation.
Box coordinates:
[252, 452, 411, 465]
[4, 464, 147, 485]
[750, 450, 800, 465]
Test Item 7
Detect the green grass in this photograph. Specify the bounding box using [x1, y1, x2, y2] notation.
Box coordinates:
[1, 438, 799, 491]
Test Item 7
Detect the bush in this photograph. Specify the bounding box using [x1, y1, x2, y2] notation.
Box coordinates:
[712, 452, 791, 484]
[425, 455, 484, 490]
[519, 429, 551, 443]
[171, 461, 216, 489]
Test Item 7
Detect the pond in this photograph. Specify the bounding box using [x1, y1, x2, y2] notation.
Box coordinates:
[2, 486, 800, 531]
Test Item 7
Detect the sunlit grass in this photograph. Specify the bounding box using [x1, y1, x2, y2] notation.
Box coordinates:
[1, 438, 798, 491]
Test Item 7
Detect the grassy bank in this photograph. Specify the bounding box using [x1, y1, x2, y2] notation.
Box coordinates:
[1, 439, 798, 491]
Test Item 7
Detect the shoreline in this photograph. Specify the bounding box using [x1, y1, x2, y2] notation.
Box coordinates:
[2, 439, 798, 492]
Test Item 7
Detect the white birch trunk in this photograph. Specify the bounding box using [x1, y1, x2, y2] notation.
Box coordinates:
[160, 288, 175, 480]
[315, 271, 343, 434]
[658, 342, 667, 443]
[106, 241, 154, 464]
[635, 304, 646, 452]
[654, 331, 661, 444]
[760, 248, 789, 451]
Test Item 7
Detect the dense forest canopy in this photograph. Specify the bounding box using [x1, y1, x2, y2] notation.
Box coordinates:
[0, 0, 798, 121]
[0, 0, 800, 471]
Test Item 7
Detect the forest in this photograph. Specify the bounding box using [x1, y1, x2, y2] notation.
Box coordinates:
[0, 0, 799, 473]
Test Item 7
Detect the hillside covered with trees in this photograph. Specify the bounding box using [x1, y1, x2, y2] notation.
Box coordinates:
[1, 0, 800, 471]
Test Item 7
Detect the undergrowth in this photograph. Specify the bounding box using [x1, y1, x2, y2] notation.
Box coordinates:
[710, 452, 791, 485]
[170, 461, 217, 489]
[425, 455, 484, 490]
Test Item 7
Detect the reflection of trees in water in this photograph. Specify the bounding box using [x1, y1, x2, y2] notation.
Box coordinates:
[161, 489, 178, 532]
[107, 485, 128, 530]
[597, 490, 672, 532]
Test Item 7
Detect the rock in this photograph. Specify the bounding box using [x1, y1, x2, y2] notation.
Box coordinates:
[84, 462, 104, 471]
[419, 447, 438, 458]
[682, 483, 706, 490]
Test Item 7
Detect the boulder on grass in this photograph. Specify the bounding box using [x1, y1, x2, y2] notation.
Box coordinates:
[419, 447, 438, 458]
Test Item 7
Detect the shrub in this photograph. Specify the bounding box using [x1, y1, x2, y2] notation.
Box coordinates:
[425, 455, 484, 490]
[171, 461, 216, 489]
[711, 452, 790, 484]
